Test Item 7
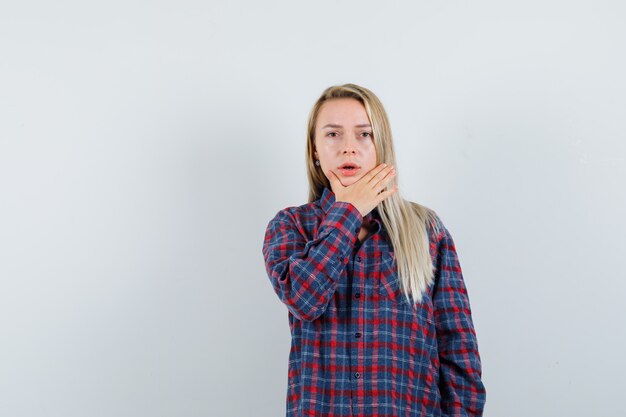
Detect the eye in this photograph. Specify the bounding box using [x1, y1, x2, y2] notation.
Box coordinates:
[326, 131, 339, 138]
[360, 131, 372, 138]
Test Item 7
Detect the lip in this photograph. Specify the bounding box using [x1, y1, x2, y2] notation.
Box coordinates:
[338, 167, 361, 177]
[337, 163, 361, 177]
[338, 162, 361, 169]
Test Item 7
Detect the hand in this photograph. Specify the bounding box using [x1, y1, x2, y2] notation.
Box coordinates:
[327, 163, 398, 217]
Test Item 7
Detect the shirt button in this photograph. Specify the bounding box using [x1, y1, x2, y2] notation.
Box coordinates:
[356, 256, 362, 262]
[355, 293, 361, 299]
[355, 332, 361, 338]
[355, 372, 361, 379]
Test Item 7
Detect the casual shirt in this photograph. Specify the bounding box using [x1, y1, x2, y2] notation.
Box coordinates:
[262, 187, 486, 416]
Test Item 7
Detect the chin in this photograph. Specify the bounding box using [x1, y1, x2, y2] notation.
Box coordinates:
[340, 177, 360, 187]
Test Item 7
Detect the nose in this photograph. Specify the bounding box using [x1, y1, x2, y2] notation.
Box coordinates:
[341, 135, 357, 155]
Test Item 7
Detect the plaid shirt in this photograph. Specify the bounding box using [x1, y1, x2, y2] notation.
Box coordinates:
[262, 187, 486, 416]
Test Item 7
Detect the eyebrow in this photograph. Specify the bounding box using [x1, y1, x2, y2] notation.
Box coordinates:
[321, 123, 372, 129]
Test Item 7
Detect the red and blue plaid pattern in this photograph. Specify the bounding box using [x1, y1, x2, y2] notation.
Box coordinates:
[262, 187, 486, 416]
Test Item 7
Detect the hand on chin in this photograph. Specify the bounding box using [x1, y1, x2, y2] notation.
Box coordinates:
[333, 172, 360, 189]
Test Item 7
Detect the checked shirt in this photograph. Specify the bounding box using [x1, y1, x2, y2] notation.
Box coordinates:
[262, 187, 486, 416]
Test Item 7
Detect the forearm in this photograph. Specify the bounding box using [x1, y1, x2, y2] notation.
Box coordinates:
[262, 201, 362, 322]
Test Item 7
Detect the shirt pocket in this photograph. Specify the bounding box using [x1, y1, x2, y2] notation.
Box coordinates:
[377, 251, 409, 305]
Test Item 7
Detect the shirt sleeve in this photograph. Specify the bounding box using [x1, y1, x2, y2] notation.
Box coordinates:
[262, 201, 363, 322]
[432, 219, 487, 416]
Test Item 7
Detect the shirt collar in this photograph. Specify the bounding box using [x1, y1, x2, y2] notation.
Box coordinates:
[319, 186, 382, 227]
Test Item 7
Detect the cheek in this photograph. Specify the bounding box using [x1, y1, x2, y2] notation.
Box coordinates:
[364, 143, 378, 165]
[317, 144, 338, 161]
[316, 148, 331, 162]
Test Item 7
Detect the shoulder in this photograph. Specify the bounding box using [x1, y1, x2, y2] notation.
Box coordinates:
[266, 199, 323, 229]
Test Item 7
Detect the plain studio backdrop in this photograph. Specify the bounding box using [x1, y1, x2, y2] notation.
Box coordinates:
[1, 1, 624, 416]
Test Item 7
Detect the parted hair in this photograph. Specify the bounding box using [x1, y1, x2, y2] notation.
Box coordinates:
[305, 83, 441, 305]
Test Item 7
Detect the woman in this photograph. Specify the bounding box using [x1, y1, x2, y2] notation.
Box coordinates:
[262, 84, 486, 416]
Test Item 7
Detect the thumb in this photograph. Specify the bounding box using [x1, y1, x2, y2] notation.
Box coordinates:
[327, 170, 343, 191]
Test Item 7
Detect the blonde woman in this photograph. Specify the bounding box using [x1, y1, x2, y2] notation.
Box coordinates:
[262, 84, 486, 416]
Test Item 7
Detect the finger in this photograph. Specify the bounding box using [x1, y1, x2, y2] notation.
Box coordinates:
[360, 163, 388, 184]
[369, 165, 395, 188]
[375, 175, 396, 195]
[327, 170, 344, 189]
[376, 185, 398, 203]
[376, 176, 396, 195]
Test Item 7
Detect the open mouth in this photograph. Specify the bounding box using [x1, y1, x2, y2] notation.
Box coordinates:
[337, 163, 361, 176]
[338, 163, 360, 170]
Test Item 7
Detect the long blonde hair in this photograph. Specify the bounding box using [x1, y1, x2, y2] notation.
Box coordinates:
[305, 84, 441, 305]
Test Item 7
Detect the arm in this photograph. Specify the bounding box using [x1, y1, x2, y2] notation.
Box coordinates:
[433, 220, 486, 416]
[262, 201, 362, 322]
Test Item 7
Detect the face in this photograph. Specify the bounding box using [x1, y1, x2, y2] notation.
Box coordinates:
[314, 98, 377, 187]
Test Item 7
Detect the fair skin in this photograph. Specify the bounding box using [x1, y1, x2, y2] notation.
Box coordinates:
[314, 98, 398, 241]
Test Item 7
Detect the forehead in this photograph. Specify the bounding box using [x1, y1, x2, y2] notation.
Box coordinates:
[316, 98, 370, 125]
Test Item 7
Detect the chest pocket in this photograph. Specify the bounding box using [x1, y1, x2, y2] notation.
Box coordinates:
[377, 251, 409, 305]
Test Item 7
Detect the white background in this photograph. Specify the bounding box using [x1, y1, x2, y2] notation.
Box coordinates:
[1, 1, 625, 416]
